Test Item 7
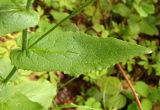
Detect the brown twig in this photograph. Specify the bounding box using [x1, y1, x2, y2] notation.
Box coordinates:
[116, 64, 143, 110]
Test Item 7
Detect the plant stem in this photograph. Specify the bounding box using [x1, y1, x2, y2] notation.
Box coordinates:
[116, 64, 143, 110]
[28, 0, 95, 48]
[53, 100, 61, 110]
[103, 88, 107, 110]
[26, 0, 32, 10]
[22, 0, 32, 51]
[3, 66, 17, 83]
[58, 76, 77, 90]
[22, 29, 28, 51]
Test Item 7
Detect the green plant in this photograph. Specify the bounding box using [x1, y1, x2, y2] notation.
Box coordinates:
[0, 0, 152, 110]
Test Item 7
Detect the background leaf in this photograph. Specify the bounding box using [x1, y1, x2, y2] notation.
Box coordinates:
[0, 80, 56, 110]
[0, 0, 39, 36]
[141, 99, 152, 110]
[135, 81, 149, 97]
[3, 93, 44, 110]
[0, 58, 13, 79]
[105, 94, 126, 109]
[16, 80, 57, 109]
[112, 3, 131, 17]
[97, 76, 121, 95]
[0, 85, 44, 110]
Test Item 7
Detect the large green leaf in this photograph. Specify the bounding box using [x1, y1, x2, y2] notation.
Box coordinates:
[0, 93, 44, 110]
[10, 30, 151, 75]
[0, 85, 44, 110]
[0, 80, 56, 110]
[0, 0, 39, 36]
[16, 81, 57, 109]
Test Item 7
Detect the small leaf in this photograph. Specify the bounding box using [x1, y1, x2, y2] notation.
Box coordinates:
[127, 102, 139, 110]
[141, 99, 152, 110]
[148, 88, 160, 103]
[141, 3, 155, 15]
[10, 30, 150, 75]
[97, 76, 121, 95]
[105, 94, 126, 109]
[127, 18, 140, 35]
[0, 0, 39, 36]
[133, 3, 155, 17]
[139, 20, 158, 35]
[133, 3, 148, 17]
[112, 3, 131, 17]
[84, 98, 102, 110]
[135, 81, 149, 97]
[77, 97, 102, 110]
[0, 58, 13, 79]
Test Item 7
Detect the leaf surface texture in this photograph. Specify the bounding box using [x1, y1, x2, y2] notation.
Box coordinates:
[11, 30, 150, 75]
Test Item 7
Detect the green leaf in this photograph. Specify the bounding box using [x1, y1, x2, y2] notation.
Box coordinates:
[139, 20, 158, 35]
[141, 99, 152, 110]
[0, 80, 57, 110]
[51, 11, 69, 22]
[77, 97, 102, 110]
[0, 85, 44, 110]
[141, 3, 155, 15]
[127, 102, 139, 110]
[97, 76, 121, 95]
[127, 18, 140, 35]
[99, 0, 112, 11]
[133, 3, 155, 17]
[105, 94, 126, 109]
[86, 87, 102, 101]
[148, 88, 160, 103]
[133, 3, 148, 17]
[16, 80, 57, 109]
[0, 0, 39, 36]
[84, 98, 102, 110]
[0, 0, 27, 10]
[10, 30, 151, 75]
[112, 3, 131, 17]
[3, 93, 44, 110]
[135, 81, 149, 97]
[0, 58, 13, 79]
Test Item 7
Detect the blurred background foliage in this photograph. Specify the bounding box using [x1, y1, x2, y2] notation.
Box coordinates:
[0, 0, 160, 110]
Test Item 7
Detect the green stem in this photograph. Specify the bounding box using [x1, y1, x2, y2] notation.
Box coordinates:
[22, 0, 32, 51]
[58, 76, 77, 89]
[28, 0, 95, 48]
[103, 88, 107, 110]
[26, 0, 32, 10]
[3, 66, 17, 83]
[22, 29, 28, 51]
[53, 101, 61, 110]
